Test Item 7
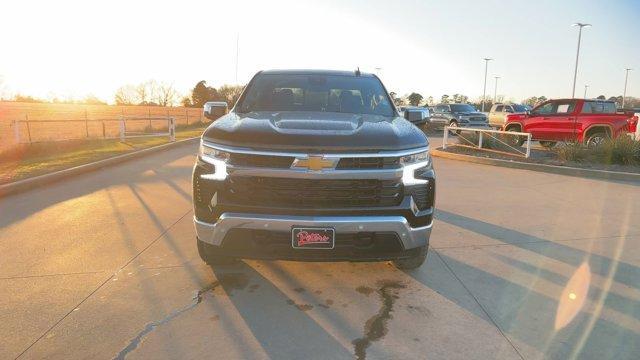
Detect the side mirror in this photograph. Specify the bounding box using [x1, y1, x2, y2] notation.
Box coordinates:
[404, 109, 429, 122]
[203, 101, 229, 120]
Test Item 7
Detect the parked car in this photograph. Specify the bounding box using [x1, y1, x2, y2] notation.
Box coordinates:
[398, 106, 430, 126]
[488, 103, 530, 129]
[503, 99, 638, 147]
[429, 103, 489, 131]
[193, 69, 435, 269]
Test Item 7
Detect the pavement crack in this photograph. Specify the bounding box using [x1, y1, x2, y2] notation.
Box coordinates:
[113, 281, 219, 360]
[352, 280, 406, 360]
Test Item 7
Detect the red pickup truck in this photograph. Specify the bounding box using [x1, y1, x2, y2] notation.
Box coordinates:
[504, 99, 638, 147]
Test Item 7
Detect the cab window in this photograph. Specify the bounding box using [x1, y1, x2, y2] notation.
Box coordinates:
[533, 101, 576, 115]
[582, 101, 617, 114]
[495, 105, 504, 112]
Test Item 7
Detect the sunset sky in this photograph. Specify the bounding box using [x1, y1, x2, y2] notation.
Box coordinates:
[1, 0, 639, 104]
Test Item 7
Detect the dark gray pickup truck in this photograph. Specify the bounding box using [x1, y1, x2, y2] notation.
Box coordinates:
[193, 69, 435, 269]
[429, 103, 489, 131]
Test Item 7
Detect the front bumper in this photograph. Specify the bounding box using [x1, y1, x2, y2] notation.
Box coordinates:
[195, 213, 432, 249]
[193, 142, 435, 261]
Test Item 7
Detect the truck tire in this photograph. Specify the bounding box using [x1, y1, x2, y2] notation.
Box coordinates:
[539, 141, 557, 148]
[585, 132, 608, 147]
[393, 245, 428, 270]
[506, 127, 525, 147]
[197, 238, 238, 265]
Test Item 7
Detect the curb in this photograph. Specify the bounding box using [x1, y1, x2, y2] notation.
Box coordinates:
[0, 137, 200, 198]
[432, 147, 640, 182]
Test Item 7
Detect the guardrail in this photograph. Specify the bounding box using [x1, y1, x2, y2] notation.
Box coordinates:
[442, 126, 533, 158]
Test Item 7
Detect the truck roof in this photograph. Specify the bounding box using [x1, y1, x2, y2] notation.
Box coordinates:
[260, 69, 376, 77]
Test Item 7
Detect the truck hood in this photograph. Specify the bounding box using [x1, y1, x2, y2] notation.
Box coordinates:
[202, 111, 428, 152]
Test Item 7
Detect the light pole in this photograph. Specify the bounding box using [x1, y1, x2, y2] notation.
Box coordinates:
[623, 68, 632, 108]
[235, 33, 240, 83]
[481, 58, 493, 112]
[571, 23, 591, 98]
[583, 84, 589, 98]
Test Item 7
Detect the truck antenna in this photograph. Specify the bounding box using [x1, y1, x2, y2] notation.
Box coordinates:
[355, 67, 361, 76]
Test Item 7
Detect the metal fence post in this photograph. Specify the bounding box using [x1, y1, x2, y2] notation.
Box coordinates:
[102, 121, 106, 139]
[85, 109, 89, 138]
[25, 115, 32, 143]
[13, 120, 20, 144]
[526, 134, 532, 158]
[169, 117, 176, 142]
[478, 131, 483, 148]
[119, 116, 125, 142]
[443, 126, 448, 149]
[186, 109, 189, 125]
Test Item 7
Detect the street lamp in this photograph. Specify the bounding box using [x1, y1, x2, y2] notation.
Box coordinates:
[623, 68, 632, 108]
[571, 23, 591, 98]
[584, 84, 589, 98]
[493, 76, 501, 103]
[481, 58, 493, 112]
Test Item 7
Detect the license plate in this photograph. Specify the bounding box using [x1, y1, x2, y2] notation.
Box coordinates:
[291, 227, 335, 249]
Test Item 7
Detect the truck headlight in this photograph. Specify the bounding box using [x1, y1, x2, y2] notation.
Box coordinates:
[199, 142, 229, 180]
[400, 150, 431, 185]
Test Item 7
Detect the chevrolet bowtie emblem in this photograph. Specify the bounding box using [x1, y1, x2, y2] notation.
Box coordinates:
[292, 155, 337, 171]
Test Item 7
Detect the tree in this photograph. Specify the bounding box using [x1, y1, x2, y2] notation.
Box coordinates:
[407, 93, 423, 106]
[452, 94, 469, 103]
[181, 96, 193, 107]
[156, 82, 177, 107]
[597, 95, 606, 100]
[114, 85, 136, 105]
[425, 96, 434, 106]
[13, 94, 45, 103]
[217, 84, 244, 107]
[82, 94, 106, 105]
[191, 81, 218, 108]
[441, 94, 450, 104]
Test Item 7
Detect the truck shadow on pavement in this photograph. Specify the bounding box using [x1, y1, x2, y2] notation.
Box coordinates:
[410, 209, 640, 359]
[210, 262, 354, 359]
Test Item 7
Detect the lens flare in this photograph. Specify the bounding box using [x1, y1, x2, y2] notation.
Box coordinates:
[555, 262, 591, 330]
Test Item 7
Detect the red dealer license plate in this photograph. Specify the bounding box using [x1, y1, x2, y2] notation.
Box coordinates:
[291, 227, 335, 249]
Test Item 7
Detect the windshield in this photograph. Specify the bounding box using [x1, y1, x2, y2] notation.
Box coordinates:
[450, 104, 476, 113]
[511, 104, 528, 112]
[237, 73, 394, 116]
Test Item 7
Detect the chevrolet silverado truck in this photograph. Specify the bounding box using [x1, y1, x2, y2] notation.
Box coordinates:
[504, 99, 638, 147]
[193, 70, 435, 269]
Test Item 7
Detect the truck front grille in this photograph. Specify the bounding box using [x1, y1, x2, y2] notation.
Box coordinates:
[225, 177, 402, 208]
[336, 157, 399, 169]
[229, 153, 294, 168]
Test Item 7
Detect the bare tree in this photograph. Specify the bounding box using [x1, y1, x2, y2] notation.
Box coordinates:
[114, 85, 138, 105]
[156, 82, 177, 107]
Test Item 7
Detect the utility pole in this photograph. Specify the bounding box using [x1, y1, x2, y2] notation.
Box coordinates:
[571, 23, 591, 98]
[623, 68, 632, 108]
[235, 33, 240, 84]
[583, 84, 589, 98]
[493, 76, 501, 103]
[481, 58, 493, 112]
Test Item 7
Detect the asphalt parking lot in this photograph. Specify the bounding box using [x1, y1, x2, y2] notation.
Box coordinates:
[1, 138, 639, 359]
